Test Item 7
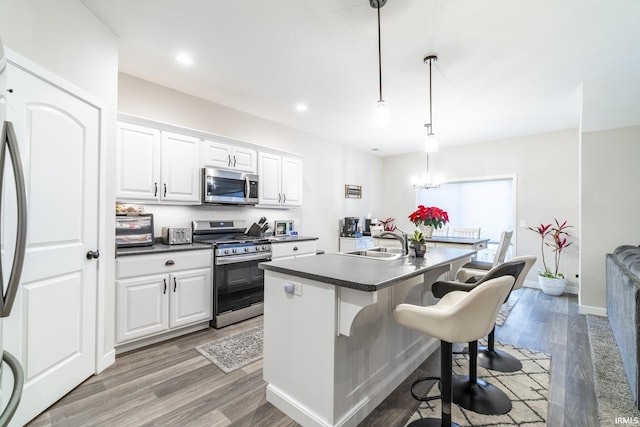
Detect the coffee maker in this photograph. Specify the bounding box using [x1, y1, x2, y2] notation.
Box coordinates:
[341, 217, 359, 237]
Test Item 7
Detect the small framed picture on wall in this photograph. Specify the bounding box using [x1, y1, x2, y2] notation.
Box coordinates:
[345, 184, 362, 199]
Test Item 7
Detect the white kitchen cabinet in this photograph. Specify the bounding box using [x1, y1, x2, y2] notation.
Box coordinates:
[338, 237, 375, 252]
[201, 138, 257, 173]
[271, 240, 317, 260]
[116, 123, 200, 203]
[258, 152, 303, 207]
[116, 250, 213, 345]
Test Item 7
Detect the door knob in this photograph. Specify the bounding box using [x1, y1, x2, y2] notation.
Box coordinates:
[86, 250, 100, 260]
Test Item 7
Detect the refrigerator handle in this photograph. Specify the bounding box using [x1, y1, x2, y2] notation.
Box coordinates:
[0, 121, 27, 318]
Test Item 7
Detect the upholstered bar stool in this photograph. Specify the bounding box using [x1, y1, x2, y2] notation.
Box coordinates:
[456, 230, 513, 283]
[431, 260, 525, 415]
[477, 255, 537, 372]
[394, 276, 515, 427]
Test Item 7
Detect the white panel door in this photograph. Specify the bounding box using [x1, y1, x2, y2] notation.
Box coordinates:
[2, 62, 99, 426]
[169, 268, 212, 329]
[160, 131, 200, 202]
[258, 152, 282, 206]
[116, 122, 161, 201]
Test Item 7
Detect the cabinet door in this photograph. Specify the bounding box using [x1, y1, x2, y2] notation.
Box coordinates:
[258, 152, 282, 206]
[169, 268, 213, 329]
[201, 139, 234, 169]
[282, 156, 303, 206]
[233, 146, 257, 172]
[116, 122, 161, 200]
[161, 131, 200, 202]
[116, 274, 169, 343]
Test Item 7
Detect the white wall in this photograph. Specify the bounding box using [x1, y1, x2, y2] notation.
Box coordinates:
[580, 68, 640, 315]
[382, 129, 581, 289]
[117, 73, 384, 253]
[0, 0, 119, 370]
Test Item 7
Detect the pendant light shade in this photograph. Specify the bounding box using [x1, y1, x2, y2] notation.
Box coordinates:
[371, 0, 388, 127]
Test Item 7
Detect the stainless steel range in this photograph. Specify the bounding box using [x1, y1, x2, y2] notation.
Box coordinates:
[192, 220, 271, 328]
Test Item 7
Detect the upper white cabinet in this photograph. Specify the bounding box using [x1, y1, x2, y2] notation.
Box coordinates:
[201, 139, 257, 173]
[258, 152, 303, 207]
[116, 122, 200, 203]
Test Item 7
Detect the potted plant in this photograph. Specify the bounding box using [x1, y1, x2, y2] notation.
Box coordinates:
[528, 218, 573, 295]
[409, 230, 427, 257]
[408, 205, 449, 238]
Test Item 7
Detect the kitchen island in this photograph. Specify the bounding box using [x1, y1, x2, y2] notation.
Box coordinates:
[259, 247, 475, 427]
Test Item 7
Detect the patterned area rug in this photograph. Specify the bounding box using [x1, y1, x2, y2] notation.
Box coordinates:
[495, 294, 520, 327]
[196, 326, 263, 373]
[587, 315, 640, 426]
[405, 341, 550, 426]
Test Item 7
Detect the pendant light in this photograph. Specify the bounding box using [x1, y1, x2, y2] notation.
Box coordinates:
[424, 54, 439, 153]
[412, 54, 443, 189]
[370, 0, 388, 127]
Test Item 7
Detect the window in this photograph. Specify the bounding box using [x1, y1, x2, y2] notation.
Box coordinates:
[417, 177, 515, 260]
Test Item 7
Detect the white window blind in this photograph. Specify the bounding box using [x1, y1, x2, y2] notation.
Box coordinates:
[416, 178, 514, 245]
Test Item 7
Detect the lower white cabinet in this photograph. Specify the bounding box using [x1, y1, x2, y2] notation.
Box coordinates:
[116, 250, 213, 344]
[271, 240, 317, 260]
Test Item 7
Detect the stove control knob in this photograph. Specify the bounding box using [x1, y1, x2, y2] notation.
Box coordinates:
[224, 249, 230, 254]
[232, 248, 238, 253]
[262, 245, 268, 251]
[244, 247, 250, 252]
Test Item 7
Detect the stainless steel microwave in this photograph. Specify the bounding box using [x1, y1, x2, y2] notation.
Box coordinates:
[202, 167, 259, 205]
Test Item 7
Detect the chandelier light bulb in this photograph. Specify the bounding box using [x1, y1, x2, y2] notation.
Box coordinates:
[425, 132, 439, 153]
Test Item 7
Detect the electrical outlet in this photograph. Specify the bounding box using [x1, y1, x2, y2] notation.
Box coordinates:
[294, 283, 302, 296]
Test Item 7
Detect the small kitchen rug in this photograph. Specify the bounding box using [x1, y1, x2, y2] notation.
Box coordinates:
[495, 293, 521, 327]
[405, 341, 550, 427]
[196, 326, 263, 374]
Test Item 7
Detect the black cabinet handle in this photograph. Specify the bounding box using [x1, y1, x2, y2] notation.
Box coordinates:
[165, 260, 175, 266]
[228, 154, 232, 167]
[163, 278, 167, 294]
[233, 155, 237, 167]
[293, 246, 298, 252]
[173, 277, 177, 292]
[163, 183, 167, 197]
[154, 182, 158, 197]
[86, 250, 100, 260]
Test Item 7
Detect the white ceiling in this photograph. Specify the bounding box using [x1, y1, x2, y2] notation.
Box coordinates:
[83, 0, 640, 156]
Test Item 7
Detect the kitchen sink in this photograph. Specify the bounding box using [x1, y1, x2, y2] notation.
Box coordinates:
[339, 246, 405, 261]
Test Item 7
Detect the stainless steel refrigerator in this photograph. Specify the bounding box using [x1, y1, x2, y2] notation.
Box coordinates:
[0, 36, 25, 425]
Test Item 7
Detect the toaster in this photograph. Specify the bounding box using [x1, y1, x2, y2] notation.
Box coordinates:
[161, 227, 192, 245]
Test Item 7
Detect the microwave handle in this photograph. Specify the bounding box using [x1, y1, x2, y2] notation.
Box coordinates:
[245, 176, 250, 198]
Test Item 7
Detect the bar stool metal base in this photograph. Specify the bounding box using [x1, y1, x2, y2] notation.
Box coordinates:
[477, 347, 523, 372]
[451, 374, 512, 415]
[407, 419, 461, 427]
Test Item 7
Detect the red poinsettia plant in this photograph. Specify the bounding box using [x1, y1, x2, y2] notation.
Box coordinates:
[408, 205, 449, 230]
[528, 218, 573, 278]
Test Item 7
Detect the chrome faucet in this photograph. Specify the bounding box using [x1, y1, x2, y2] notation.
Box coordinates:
[375, 230, 409, 256]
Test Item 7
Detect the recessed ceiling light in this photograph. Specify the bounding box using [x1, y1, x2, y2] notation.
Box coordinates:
[295, 103, 308, 112]
[176, 52, 193, 65]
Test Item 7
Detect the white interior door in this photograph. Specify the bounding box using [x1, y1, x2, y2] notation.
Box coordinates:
[1, 62, 100, 426]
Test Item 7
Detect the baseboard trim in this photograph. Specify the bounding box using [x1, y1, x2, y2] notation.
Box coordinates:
[579, 305, 607, 317]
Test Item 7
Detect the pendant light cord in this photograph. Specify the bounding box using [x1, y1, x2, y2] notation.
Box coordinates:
[428, 58, 433, 134]
[377, 2, 383, 102]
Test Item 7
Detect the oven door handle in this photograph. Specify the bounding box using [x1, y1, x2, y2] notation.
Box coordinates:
[215, 253, 272, 265]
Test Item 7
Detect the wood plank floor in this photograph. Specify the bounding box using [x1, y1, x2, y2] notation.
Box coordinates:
[27, 287, 598, 426]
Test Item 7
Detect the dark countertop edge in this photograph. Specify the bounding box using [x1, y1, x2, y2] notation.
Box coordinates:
[261, 251, 473, 292]
[269, 236, 318, 243]
[116, 242, 213, 257]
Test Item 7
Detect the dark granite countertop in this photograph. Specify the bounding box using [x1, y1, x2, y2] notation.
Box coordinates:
[259, 247, 475, 291]
[116, 242, 213, 257]
[268, 236, 318, 243]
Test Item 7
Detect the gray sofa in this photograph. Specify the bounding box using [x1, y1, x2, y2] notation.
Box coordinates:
[606, 245, 640, 409]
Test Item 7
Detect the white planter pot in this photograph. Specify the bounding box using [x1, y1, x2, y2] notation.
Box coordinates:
[538, 275, 566, 296]
[420, 225, 434, 238]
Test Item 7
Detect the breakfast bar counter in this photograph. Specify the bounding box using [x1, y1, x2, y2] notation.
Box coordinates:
[259, 247, 475, 427]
